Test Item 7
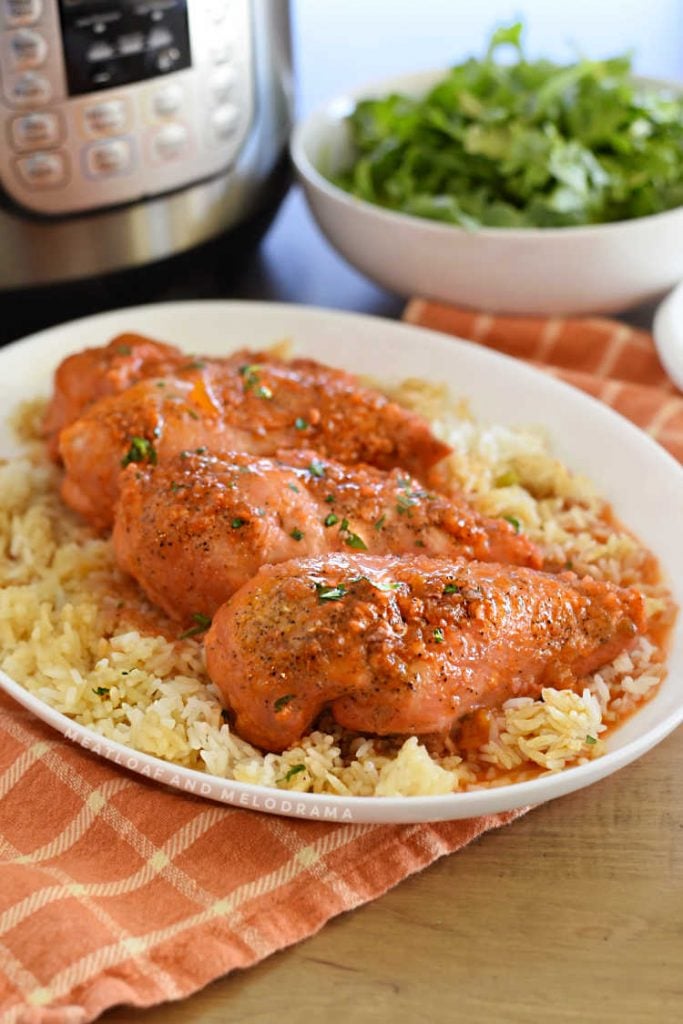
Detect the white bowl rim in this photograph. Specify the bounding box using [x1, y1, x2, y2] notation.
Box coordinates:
[291, 66, 683, 241]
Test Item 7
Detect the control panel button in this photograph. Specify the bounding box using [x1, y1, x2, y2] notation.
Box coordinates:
[4, 0, 42, 28]
[84, 138, 132, 177]
[151, 122, 188, 161]
[83, 99, 128, 137]
[10, 110, 61, 151]
[8, 28, 47, 69]
[15, 150, 66, 188]
[7, 71, 51, 107]
[210, 104, 238, 143]
[210, 66, 236, 103]
[152, 83, 183, 117]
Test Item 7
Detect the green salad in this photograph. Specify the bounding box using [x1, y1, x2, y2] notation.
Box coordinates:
[334, 24, 683, 228]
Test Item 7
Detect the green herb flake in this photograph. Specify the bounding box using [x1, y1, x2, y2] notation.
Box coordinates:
[287, 483, 300, 493]
[585, 735, 598, 745]
[314, 582, 347, 603]
[116, 344, 132, 355]
[187, 409, 200, 421]
[231, 517, 247, 529]
[308, 459, 326, 478]
[170, 481, 187, 493]
[374, 514, 386, 531]
[178, 613, 212, 641]
[324, 494, 335, 504]
[92, 686, 110, 696]
[503, 515, 521, 534]
[294, 417, 308, 430]
[443, 583, 461, 595]
[340, 518, 368, 551]
[290, 527, 304, 541]
[281, 763, 306, 783]
[239, 364, 272, 398]
[121, 436, 158, 468]
[274, 693, 295, 712]
[182, 360, 206, 370]
[433, 628, 445, 643]
[324, 512, 339, 527]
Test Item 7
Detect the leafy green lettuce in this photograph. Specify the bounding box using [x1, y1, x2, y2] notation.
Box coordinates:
[334, 23, 683, 228]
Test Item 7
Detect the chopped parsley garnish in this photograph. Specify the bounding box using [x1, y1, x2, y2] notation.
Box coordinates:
[340, 518, 368, 551]
[503, 515, 521, 534]
[231, 518, 247, 529]
[324, 494, 335, 504]
[324, 513, 339, 527]
[116, 344, 132, 355]
[282, 763, 306, 783]
[395, 480, 429, 516]
[121, 436, 158, 468]
[433, 628, 445, 643]
[178, 613, 212, 640]
[239, 363, 272, 399]
[443, 583, 461, 595]
[294, 417, 308, 430]
[287, 483, 300, 493]
[155, 381, 166, 388]
[170, 481, 187, 493]
[374, 514, 386, 531]
[182, 360, 206, 370]
[585, 735, 597, 745]
[274, 693, 295, 712]
[415, 539, 426, 548]
[308, 458, 326, 478]
[187, 409, 200, 420]
[195, 446, 207, 454]
[315, 582, 347, 602]
[290, 527, 304, 541]
[239, 364, 260, 387]
[92, 686, 110, 696]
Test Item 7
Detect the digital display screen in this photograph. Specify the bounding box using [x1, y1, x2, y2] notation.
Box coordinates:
[58, 0, 192, 96]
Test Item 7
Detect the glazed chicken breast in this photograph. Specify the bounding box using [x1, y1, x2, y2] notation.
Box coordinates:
[43, 333, 185, 459]
[205, 554, 646, 752]
[113, 449, 541, 623]
[59, 359, 451, 529]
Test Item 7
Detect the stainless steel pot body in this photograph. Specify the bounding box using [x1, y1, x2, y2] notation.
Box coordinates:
[0, 0, 292, 288]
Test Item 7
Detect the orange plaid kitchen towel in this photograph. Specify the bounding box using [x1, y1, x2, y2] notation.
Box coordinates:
[404, 300, 683, 462]
[1, 302, 679, 1024]
[0, 692, 522, 1024]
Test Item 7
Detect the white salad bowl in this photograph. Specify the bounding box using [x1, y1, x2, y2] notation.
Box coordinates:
[291, 70, 683, 316]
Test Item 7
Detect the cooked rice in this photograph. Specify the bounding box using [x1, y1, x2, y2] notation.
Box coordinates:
[0, 383, 674, 798]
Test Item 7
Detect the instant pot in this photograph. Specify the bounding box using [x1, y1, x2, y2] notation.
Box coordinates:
[0, 0, 293, 288]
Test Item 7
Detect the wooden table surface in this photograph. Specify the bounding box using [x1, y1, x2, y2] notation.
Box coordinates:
[103, 725, 683, 1024]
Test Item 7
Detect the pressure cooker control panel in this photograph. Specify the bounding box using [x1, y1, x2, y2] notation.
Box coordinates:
[0, 0, 254, 215]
